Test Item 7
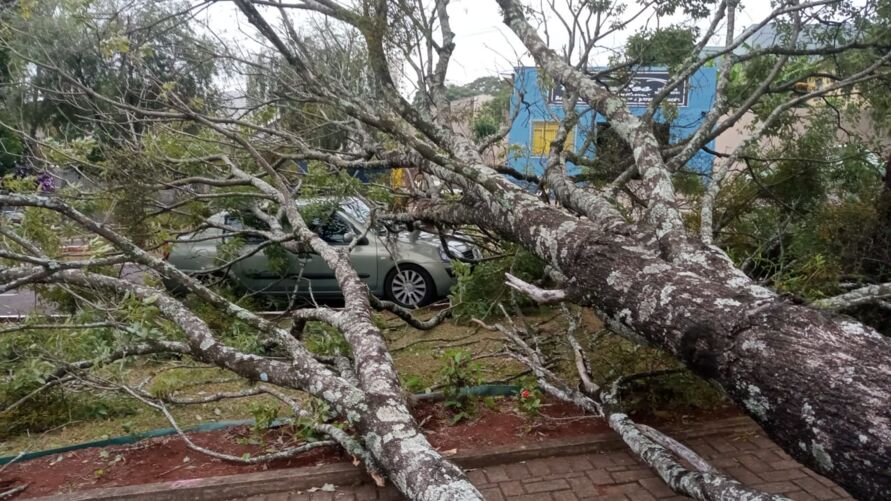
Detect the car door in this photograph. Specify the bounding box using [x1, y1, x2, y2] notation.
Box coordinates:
[222, 215, 291, 295]
[291, 213, 376, 294]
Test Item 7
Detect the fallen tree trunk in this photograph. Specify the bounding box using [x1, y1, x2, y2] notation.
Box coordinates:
[0, 265, 481, 501]
[409, 196, 891, 500]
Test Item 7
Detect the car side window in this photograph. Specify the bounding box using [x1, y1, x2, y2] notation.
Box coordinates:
[310, 215, 353, 245]
[223, 215, 267, 244]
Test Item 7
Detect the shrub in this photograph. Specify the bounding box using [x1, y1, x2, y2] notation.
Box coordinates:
[0, 321, 151, 438]
[515, 380, 542, 419]
[437, 349, 481, 424]
[249, 401, 280, 443]
[472, 115, 498, 140]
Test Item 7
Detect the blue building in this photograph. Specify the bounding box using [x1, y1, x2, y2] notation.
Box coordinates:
[506, 66, 718, 178]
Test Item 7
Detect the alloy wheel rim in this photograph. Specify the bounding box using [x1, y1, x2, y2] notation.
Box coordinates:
[391, 269, 427, 306]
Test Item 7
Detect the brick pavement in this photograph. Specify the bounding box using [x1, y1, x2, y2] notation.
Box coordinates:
[238, 423, 853, 501]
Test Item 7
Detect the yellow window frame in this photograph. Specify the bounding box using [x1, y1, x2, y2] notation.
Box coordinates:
[531, 121, 574, 156]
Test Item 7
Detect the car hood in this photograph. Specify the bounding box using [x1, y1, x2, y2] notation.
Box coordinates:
[395, 229, 469, 248]
[385, 229, 478, 259]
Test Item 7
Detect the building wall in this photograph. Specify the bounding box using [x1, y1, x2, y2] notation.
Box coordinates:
[714, 103, 891, 184]
[507, 66, 718, 178]
[450, 94, 506, 165]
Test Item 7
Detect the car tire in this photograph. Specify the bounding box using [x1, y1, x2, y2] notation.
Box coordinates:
[384, 264, 436, 308]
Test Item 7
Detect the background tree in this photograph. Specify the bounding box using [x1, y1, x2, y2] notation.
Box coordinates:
[1, 0, 217, 144]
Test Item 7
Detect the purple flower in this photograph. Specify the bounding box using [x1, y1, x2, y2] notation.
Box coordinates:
[36, 172, 55, 192]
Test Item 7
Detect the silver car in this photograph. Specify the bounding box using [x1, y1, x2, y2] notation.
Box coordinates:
[163, 197, 475, 307]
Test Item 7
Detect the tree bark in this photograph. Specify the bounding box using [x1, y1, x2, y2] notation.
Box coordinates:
[609, 413, 789, 501]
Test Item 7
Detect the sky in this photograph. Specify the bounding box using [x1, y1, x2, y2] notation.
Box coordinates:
[443, 0, 776, 82]
[198, 0, 776, 87]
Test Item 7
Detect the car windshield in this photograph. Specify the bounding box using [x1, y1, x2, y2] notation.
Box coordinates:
[309, 215, 353, 244]
[341, 198, 370, 224]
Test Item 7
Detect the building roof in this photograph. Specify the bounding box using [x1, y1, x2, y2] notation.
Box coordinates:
[732, 22, 853, 55]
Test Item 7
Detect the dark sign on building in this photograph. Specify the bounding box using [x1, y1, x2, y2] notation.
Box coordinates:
[549, 71, 688, 107]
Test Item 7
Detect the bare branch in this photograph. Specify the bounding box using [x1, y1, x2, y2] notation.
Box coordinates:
[608, 412, 789, 501]
[812, 282, 891, 310]
[369, 294, 452, 330]
[504, 273, 567, 304]
[636, 423, 718, 474]
[123, 384, 336, 464]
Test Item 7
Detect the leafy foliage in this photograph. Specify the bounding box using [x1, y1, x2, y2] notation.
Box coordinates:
[710, 100, 890, 332]
[718, 124, 888, 293]
[249, 401, 279, 443]
[437, 349, 481, 424]
[472, 115, 498, 141]
[2, 0, 218, 143]
[448, 247, 546, 321]
[515, 379, 542, 419]
[0, 323, 139, 437]
[186, 293, 269, 355]
[626, 26, 699, 67]
[577, 334, 726, 415]
[303, 323, 351, 357]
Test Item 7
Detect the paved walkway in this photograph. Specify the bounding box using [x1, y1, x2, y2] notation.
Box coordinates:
[239, 421, 853, 501]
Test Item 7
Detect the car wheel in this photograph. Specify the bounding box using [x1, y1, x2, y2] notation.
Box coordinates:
[385, 264, 436, 308]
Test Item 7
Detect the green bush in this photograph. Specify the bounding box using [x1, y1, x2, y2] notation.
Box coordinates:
[437, 349, 481, 424]
[249, 401, 280, 443]
[0, 319, 159, 438]
[472, 115, 498, 140]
